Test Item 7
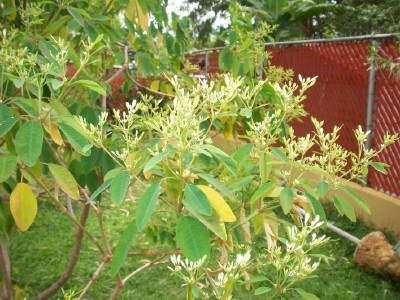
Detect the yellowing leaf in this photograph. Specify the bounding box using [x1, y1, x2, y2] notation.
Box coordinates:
[150, 80, 160, 91]
[143, 170, 153, 179]
[106, 0, 113, 13]
[137, 2, 148, 31]
[50, 123, 64, 146]
[7, 0, 16, 20]
[48, 163, 80, 200]
[126, 0, 136, 23]
[222, 118, 234, 141]
[198, 185, 236, 222]
[10, 183, 38, 232]
[157, 32, 163, 45]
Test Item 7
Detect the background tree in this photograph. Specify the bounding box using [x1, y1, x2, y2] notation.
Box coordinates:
[324, 0, 400, 36]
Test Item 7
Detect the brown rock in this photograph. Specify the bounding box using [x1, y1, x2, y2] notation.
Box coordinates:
[353, 231, 400, 281]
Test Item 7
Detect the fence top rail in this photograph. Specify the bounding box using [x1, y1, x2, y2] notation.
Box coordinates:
[186, 33, 399, 55]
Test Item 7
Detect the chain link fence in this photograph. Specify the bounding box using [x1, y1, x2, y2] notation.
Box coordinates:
[104, 34, 400, 197]
[186, 34, 400, 198]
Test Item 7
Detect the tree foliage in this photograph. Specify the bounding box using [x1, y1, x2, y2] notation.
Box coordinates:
[0, 1, 398, 299]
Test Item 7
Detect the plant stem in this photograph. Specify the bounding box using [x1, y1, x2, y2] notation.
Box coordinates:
[128, 248, 180, 256]
[110, 257, 170, 300]
[78, 255, 111, 300]
[0, 240, 12, 300]
[203, 268, 221, 298]
[122, 256, 169, 284]
[38, 204, 90, 300]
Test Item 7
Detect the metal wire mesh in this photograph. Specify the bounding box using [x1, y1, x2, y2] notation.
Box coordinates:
[185, 35, 400, 197]
[98, 35, 399, 197]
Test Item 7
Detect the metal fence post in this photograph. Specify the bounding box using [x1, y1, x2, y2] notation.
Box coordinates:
[365, 34, 377, 183]
[205, 51, 210, 82]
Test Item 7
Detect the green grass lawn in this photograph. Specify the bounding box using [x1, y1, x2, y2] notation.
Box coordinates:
[9, 201, 400, 299]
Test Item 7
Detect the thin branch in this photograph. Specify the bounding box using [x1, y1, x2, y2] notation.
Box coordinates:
[122, 257, 170, 284]
[203, 268, 221, 298]
[110, 274, 124, 300]
[124, 69, 174, 98]
[38, 204, 90, 300]
[78, 255, 111, 300]
[0, 240, 12, 300]
[128, 248, 180, 256]
[110, 257, 170, 300]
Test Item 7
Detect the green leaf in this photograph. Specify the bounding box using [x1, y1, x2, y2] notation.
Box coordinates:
[280, 187, 294, 214]
[110, 221, 136, 276]
[10, 183, 37, 232]
[184, 184, 212, 216]
[197, 173, 235, 200]
[57, 122, 92, 156]
[271, 147, 288, 162]
[50, 78, 64, 90]
[110, 171, 130, 206]
[202, 144, 229, 157]
[219, 47, 234, 71]
[176, 216, 210, 262]
[339, 185, 370, 215]
[0, 105, 21, 137]
[184, 201, 227, 241]
[0, 115, 20, 137]
[0, 155, 17, 183]
[73, 80, 106, 96]
[15, 121, 43, 167]
[48, 164, 80, 200]
[143, 149, 173, 172]
[316, 181, 329, 198]
[67, 6, 84, 27]
[260, 152, 273, 182]
[269, 0, 288, 20]
[254, 286, 272, 295]
[295, 288, 320, 300]
[305, 193, 327, 227]
[226, 176, 254, 192]
[136, 181, 161, 231]
[86, 179, 112, 203]
[0, 104, 12, 121]
[242, 276, 268, 284]
[213, 152, 238, 175]
[333, 195, 356, 222]
[139, 54, 155, 76]
[369, 162, 388, 175]
[43, 15, 71, 35]
[233, 143, 253, 166]
[12, 78, 24, 89]
[104, 167, 123, 182]
[250, 181, 277, 203]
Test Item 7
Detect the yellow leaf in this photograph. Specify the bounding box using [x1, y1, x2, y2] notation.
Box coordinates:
[143, 170, 153, 179]
[137, 2, 148, 31]
[165, 84, 174, 96]
[222, 118, 234, 141]
[10, 183, 38, 232]
[106, 0, 113, 13]
[198, 185, 236, 222]
[126, 0, 136, 23]
[150, 80, 160, 91]
[50, 123, 64, 146]
[7, 0, 16, 20]
[157, 32, 163, 45]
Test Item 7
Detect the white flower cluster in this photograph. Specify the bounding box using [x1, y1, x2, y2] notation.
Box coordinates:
[265, 214, 328, 282]
[168, 255, 206, 285]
